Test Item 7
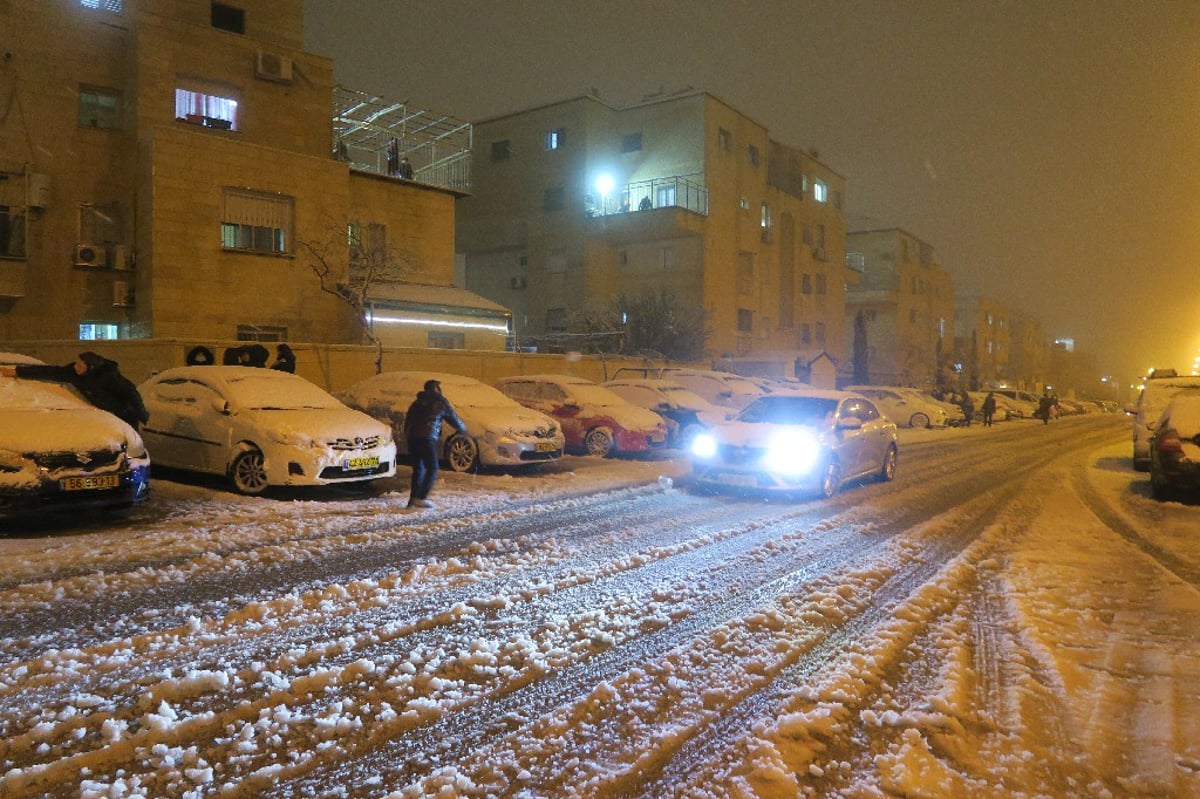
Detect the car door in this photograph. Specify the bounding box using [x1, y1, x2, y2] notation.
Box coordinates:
[541, 383, 587, 448]
[836, 397, 879, 478]
[141, 377, 226, 474]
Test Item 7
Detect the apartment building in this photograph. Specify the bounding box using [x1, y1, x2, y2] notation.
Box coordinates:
[844, 229, 955, 388]
[0, 0, 507, 351]
[456, 90, 850, 380]
[954, 294, 1011, 389]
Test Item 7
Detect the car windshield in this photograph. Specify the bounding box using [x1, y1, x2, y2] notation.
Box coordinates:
[659, 385, 712, 407]
[227, 374, 340, 410]
[443, 382, 524, 408]
[0, 380, 90, 411]
[738, 395, 838, 424]
[564, 383, 628, 406]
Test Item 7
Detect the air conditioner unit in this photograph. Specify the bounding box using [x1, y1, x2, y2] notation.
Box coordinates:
[112, 280, 135, 308]
[255, 50, 293, 83]
[509, 276, 528, 290]
[74, 243, 107, 268]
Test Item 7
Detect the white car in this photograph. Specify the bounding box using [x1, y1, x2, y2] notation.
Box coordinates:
[338, 371, 564, 472]
[1128, 371, 1200, 471]
[139, 366, 396, 494]
[0, 377, 151, 515]
[844, 385, 949, 429]
[659, 368, 768, 411]
[602, 378, 729, 448]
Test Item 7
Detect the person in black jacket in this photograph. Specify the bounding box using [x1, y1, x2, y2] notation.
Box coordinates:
[2, 351, 149, 430]
[402, 379, 466, 509]
[271, 343, 296, 373]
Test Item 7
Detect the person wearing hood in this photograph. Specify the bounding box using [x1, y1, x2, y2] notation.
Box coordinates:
[271, 343, 296, 373]
[1, 351, 149, 430]
[402, 379, 466, 509]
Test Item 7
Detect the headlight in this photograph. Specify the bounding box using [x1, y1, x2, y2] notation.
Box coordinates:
[691, 432, 718, 459]
[763, 429, 821, 475]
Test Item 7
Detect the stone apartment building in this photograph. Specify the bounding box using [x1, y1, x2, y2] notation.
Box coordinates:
[954, 294, 1012, 389]
[844, 229, 956, 388]
[456, 90, 850, 381]
[0, 0, 507, 353]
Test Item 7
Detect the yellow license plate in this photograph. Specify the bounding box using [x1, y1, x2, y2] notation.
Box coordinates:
[535, 442, 558, 452]
[343, 456, 380, 470]
[61, 474, 121, 491]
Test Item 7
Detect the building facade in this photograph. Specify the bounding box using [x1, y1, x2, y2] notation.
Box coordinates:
[0, 0, 506, 351]
[953, 294, 1011, 389]
[456, 90, 850, 379]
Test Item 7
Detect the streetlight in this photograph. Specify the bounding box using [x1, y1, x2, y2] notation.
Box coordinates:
[595, 173, 615, 215]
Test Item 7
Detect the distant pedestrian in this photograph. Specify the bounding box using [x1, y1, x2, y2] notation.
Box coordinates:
[981, 391, 997, 426]
[1037, 394, 1056, 425]
[402, 379, 467, 509]
[271, 343, 296, 373]
[958, 391, 975, 427]
[2, 351, 149, 430]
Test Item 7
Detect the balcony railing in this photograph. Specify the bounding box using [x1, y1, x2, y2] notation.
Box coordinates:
[586, 175, 708, 218]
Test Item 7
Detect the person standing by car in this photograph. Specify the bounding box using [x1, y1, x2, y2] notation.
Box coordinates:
[271, 343, 296, 373]
[1, 351, 149, 430]
[403, 379, 466, 509]
[981, 391, 997, 427]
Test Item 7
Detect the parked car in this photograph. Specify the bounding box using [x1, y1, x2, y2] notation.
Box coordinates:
[494, 374, 668, 456]
[845, 385, 949, 429]
[1148, 391, 1200, 500]
[139, 366, 396, 494]
[992, 389, 1041, 419]
[689, 389, 898, 498]
[338, 371, 564, 472]
[602, 378, 728, 448]
[1127, 371, 1200, 471]
[0, 375, 151, 515]
[659, 368, 768, 411]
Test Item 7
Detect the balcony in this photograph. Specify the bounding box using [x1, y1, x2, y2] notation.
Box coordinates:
[584, 176, 708, 242]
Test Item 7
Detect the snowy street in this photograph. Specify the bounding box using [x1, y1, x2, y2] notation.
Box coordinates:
[1, 413, 1198, 798]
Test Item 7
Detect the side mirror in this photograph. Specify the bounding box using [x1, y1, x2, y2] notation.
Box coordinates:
[212, 396, 231, 415]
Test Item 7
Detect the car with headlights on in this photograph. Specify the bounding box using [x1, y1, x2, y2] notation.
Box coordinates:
[1148, 391, 1200, 500]
[338, 371, 564, 472]
[139, 366, 396, 495]
[689, 389, 898, 498]
[602, 377, 729, 449]
[495, 374, 668, 457]
[0, 375, 151, 515]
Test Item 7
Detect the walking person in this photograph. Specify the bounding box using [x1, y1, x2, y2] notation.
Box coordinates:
[1037, 394, 1055, 425]
[1, 351, 149, 431]
[981, 391, 997, 427]
[402, 379, 466, 509]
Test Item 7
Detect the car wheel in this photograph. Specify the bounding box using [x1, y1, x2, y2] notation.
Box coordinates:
[584, 427, 615, 457]
[909, 412, 930, 429]
[1149, 463, 1174, 501]
[879, 444, 898, 482]
[818, 460, 841, 498]
[446, 433, 480, 473]
[230, 448, 270, 495]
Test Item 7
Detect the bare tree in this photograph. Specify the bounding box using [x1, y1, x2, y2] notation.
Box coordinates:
[300, 220, 422, 374]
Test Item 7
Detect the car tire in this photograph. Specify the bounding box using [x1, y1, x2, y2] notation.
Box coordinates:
[909, 413, 930, 429]
[1149, 463, 1174, 501]
[446, 433, 480, 473]
[818, 460, 841, 498]
[879, 444, 898, 482]
[584, 426, 615, 457]
[230, 448, 270, 495]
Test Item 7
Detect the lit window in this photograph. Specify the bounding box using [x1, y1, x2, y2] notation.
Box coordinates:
[81, 0, 123, 12]
[760, 202, 771, 229]
[176, 88, 238, 130]
[79, 322, 120, 340]
[739, 197, 750, 211]
[813, 179, 828, 203]
[655, 184, 676, 207]
[80, 86, 121, 129]
[221, 188, 293, 254]
[545, 128, 565, 150]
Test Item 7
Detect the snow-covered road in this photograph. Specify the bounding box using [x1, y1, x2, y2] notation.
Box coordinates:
[2, 414, 1198, 798]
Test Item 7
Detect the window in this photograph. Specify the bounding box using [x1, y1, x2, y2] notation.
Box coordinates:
[79, 86, 121, 129]
[490, 140, 512, 161]
[211, 2, 245, 33]
[816, 321, 826, 343]
[546, 308, 568, 333]
[79, 202, 121, 244]
[547, 248, 568, 273]
[0, 174, 27, 258]
[660, 247, 675, 270]
[545, 128, 565, 150]
[428, 331, 465, 349]
[237, 325, 286, 342]
[739, 197, 750, 211]
[816, 273, 827, 295]
[800, 323, 811, 345]
[801, 274, 812, 294]
[176, 87, 238, 130]
[760, 201, 772, 231]
[221, 188, 293, 255]
[349, 222, 386, 266]
[543, 186, 565, 212]
[79, 322, 120, 340]
[813, 179, 828, 203]
[81, 0, 123, 11]
[718, 128, 731, 151]
[621, 132, 642, 153]
[655, 184, 676, 207]
[737, 253, 754, 294]
[737, 308, 753, 332]
[747, 145, 759, 165]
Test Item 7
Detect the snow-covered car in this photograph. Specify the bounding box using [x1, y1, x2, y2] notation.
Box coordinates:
[1148, 392, 1200, 500]
[0, 376, 151, 515]
[689, 389, 898, 498]
[602, 378, 729, 448]
[658, 368, 768, 411]
[495, 374, 668, 457]
[845, 385, 949, 429]
[139, 366, 396, 495]
[1128, 372, 1200, 471]
[338, 371, 564, 472]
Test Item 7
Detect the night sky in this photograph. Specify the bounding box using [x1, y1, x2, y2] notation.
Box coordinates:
[303, 0, 1200, 385]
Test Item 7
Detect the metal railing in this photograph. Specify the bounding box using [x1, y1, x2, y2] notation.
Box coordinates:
[586, 175, 708, 217]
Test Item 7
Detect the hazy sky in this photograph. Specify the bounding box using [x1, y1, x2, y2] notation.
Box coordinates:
[303, 1, 1200, 383]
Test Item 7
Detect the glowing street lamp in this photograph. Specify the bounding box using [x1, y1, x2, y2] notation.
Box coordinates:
[595, 173, 615, 214]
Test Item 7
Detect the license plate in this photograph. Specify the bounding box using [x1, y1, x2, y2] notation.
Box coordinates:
[535, 442, 558, 452]
[724, 473, 759, 488]
[61, 474, 121, 491]
[342, 456, 380, 470]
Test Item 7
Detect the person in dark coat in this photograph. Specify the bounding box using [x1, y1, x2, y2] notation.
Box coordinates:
[402, 379, 467, 509]
[1037, 394, 1056, 425]
[3, 351, 149, 430]
[981, 391, 997, 427]
[271, 343, 296, 373]
[958, 391, 975, 427]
